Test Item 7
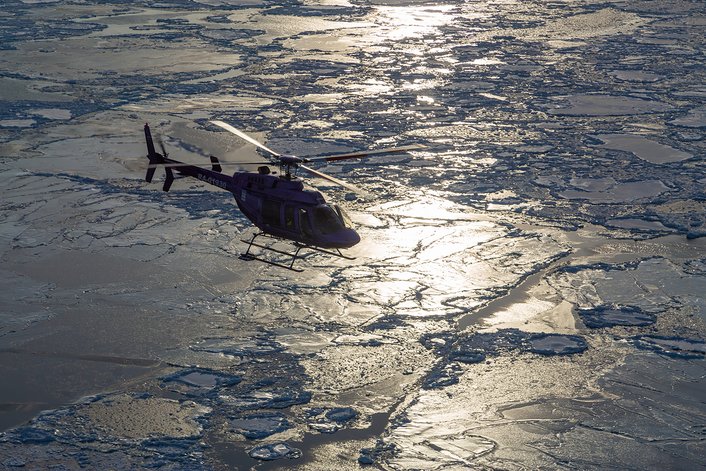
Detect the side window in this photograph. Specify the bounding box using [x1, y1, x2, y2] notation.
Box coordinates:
[299, 209, 313, 237]
[284, 205, 295, 230]
[262, 200, 281, 226]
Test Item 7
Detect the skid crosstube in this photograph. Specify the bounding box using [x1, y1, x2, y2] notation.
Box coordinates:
[240, 232, 354, 271]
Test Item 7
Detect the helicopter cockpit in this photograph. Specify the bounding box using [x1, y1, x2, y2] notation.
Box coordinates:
[298, 203, 359, 248]
[318, 205, 351, 233]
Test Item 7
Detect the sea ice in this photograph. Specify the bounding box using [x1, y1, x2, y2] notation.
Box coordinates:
[1, 0, 706, 469]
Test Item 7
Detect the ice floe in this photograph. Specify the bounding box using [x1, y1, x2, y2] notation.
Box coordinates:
[229, 412, 291, 439]
[578, 304, 656, 328]
[219, 389, 312, 411]
[632, 335, 706, 359]
[249, 442, 302, 461]
[526, 333, 588, 355]
[162, 368, 242, 393]
[190, 336, 286, 358]
[594, 133, 691, 164]
[547, 95, 671, 116]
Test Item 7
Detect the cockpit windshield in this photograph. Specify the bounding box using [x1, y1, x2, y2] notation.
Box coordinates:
[313, 205, 345, 235]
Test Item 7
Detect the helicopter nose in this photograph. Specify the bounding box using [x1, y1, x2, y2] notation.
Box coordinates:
[342, 228, 361, 248]
[330, 228, 360, 248]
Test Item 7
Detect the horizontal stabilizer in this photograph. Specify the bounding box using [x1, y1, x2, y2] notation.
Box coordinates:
[163, 167, 175, 192]
[145, 167, 156, 183]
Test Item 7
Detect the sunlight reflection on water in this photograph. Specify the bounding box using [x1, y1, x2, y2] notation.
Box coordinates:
[371, 5, 457, 41]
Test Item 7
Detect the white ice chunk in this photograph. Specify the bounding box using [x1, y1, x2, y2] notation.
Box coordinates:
[595, 134, 691, 164]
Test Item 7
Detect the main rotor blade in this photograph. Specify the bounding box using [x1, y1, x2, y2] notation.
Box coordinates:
[147, 162, 267, 169]
[300, 164, 367, 196]
[305, 144, 425, 162]
[209, 120, 281, 158]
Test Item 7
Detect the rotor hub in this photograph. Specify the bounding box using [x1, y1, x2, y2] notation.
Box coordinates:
[279, 155, 303, 165]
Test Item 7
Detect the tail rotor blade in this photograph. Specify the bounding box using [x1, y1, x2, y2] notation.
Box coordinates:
[156, 135, 168, 158]
[210, 120, 281, 158]
[305, 144, 425, 162]
[300, 164, 367, 196]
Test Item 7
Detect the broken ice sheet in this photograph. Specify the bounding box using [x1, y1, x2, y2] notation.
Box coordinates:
[548, 258, 695, 316]
[525, 352, 706, 469]
[2, 0, 706, 469]
[343, 201, 569, 319]
[0, 393, 211, 469]
[422, 330, 588, 389]
[302, 341, 434, 392]
[605, 217, 673, 233]
[387, 350, 616, 469]
[389, 433, 496, 470]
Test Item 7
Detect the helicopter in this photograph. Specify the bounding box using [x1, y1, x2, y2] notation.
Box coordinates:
[144, 121, 423, 271]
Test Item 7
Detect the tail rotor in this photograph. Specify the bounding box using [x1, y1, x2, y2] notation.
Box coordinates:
[144, 123, 175, 191]
[144, 123, 162, 183]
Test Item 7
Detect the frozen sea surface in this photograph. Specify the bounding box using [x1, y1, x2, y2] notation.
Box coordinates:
[1, 0, 705, 469]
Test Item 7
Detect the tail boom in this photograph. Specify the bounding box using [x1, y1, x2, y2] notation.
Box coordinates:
[143, 123, 232, 193]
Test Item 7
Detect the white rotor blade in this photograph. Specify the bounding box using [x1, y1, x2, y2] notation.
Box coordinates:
[147, 161, 266, 169]
[306, 144, 425, 162]
[300, 164, 367, 196]
[210, 120, 281, 157]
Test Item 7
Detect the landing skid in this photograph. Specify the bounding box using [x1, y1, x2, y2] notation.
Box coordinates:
[240, 232, 355, 271]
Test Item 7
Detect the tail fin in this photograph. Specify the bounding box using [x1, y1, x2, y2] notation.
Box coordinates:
[144, 123, 162, 183]
[144, 123, 177, 191]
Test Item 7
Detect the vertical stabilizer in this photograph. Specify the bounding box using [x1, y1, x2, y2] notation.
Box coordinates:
[144, 123, 162, 183]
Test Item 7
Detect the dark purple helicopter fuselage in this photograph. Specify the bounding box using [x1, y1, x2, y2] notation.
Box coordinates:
[144, 124, 360, 249]
[231, 172, 360, 249]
